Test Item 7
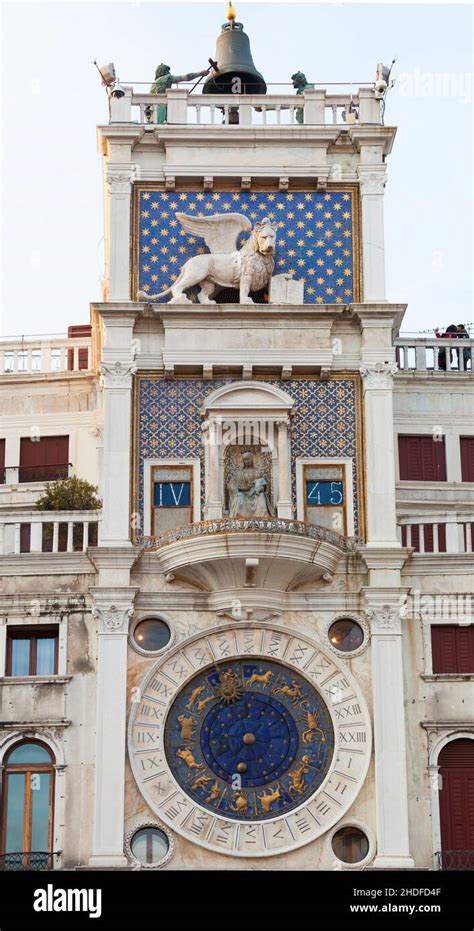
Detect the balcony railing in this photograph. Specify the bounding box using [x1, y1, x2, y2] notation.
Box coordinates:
[435, 849, 474, 870]
[0, 335, 91, 375]
[0, 509, 101, 554]
[397, 515, 474, 554]
[138, 517, 354, 552]
[395, 337, 473, 373]
[0, 851, 60, 871]
[111, 86, 382, 127]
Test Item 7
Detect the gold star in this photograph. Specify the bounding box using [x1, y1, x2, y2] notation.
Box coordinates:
[142, 193, 150, 201]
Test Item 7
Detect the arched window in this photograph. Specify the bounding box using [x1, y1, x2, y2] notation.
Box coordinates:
[1, 740, 55, 870]
[438, 738, 474, 870]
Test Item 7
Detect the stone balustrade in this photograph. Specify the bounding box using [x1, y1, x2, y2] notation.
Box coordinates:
[0, 336, 91, 375]
[112, 86, 381, 126]
[0, 509, 101, 555]
[397, 514, 474, 554]
[395, 337, 473, 373]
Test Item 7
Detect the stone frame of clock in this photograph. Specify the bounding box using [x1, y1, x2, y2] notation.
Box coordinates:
[128, 623, 372, 857]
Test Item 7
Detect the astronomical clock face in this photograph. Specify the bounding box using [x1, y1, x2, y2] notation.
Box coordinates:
[164, 659, 334, 821]
[128, 625, 371, 857]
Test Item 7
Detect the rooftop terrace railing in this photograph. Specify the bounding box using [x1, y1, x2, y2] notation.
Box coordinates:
[111, 86, 382, 127]
[395, 337, 473, 373]
[0, 336, 91, 374]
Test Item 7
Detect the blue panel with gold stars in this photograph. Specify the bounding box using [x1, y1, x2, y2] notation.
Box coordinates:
[164, 659, 334, 821]
[136, 189, 356, 304]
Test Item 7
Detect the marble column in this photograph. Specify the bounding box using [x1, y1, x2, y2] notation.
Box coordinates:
[100, 361, 136, 545]
[276, 419, 293, 519]
[360, 363, 400, 547]
[364, 594, 414, 869]
[88, 591, 137, 867]
[106, 165, 134, 301]
[357, 167, 387, 302]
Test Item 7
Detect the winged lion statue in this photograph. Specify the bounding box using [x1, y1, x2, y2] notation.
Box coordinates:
[138, 212, 276, 304]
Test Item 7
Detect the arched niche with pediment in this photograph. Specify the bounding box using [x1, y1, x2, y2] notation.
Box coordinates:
[201, 381, 294, 520]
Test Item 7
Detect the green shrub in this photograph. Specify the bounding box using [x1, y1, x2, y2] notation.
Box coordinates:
[35, 477, 101, 512]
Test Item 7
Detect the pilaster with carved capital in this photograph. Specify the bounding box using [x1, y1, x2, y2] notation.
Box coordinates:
[360, 362, 399, 547]
[360, 362, 398, 391]
[89, 588, 136, 868]
[357, 166, 387, 301]
[100, 360, 137, 390]
[364, 590, 414, 868]
[105, 163, 136, 300]
[276, 418, 292, 519]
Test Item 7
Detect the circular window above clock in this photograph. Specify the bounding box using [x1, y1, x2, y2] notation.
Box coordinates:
[128, 625, 372, 857]
[328, 618, 365, 655]
[331, 824, 370, 864]
[130, 617, 173, 656]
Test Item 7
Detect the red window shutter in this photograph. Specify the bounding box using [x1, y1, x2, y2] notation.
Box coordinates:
[19, 436, 69, 482]
[399, 435, 446, 481]
[78, 348, 89, 370]
[432, 625, 474, 674]
[460, 437, 474, 482]
[457, 627, 474, 674]
[432, 626, 458, 673]
[0, 438, 5, 484]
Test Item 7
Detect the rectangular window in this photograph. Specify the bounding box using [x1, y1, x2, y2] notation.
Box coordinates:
[6, 627, 58, 676]
[0, 438, 4, 484]
[153, 481, 191, 508]
[152, 466, 193, 537]
[460, 437, 474, 482]
[398, 435, 447, 481]
[303, 464, 346, 534]
[19, 436, 69, 483]
[431, 625, 474, 674]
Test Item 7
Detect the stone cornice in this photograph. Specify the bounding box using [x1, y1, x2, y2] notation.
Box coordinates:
[0, 553, 96, 577]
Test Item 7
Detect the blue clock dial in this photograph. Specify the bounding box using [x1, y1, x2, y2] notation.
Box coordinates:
[164, 658, 334, 821]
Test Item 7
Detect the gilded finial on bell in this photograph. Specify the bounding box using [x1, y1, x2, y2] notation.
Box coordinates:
[227, 2, 236, 23]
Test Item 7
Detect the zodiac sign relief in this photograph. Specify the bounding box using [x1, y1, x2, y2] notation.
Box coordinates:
[258, 786, 281, 814]
[273, 680, 303, 703]
[191, 774, 212, 791]
[186, 686, 205, 710]
[301, 708, 326, 745]
[205, 782, 221, 804]
[176, 747, 201, 769]
[246, 670, 274, 688]
[177, 714, 195, 741]
[229, 791, 248, 815]
[288, 756, 311, 795]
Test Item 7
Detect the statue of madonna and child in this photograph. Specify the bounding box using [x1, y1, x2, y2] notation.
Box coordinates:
[227, 452, 274, 519]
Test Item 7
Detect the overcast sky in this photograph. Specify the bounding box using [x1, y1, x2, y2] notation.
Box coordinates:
[1, 0, 472, 336]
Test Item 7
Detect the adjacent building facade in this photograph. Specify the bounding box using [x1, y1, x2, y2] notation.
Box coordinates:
[1, 21, 473, 871]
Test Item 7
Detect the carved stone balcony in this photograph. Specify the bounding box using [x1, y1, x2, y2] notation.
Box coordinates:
[139, 518, 353, 592]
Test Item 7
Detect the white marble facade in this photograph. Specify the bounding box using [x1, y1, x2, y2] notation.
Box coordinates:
[0, 80, 472, 874]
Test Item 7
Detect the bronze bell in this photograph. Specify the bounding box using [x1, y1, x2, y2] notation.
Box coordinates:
[203, 18, 267, 97]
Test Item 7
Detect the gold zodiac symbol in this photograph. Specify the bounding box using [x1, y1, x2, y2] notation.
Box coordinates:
[176, 747, 201, 769]
[186, 686, 205, 710]
[246, 670, 274, 688]
[196, 695, 214, 713]
[302, 710, 326, 744]
[229, 791, 248, 814]
[273, 680, 303, 703]
[177, 714, 195, 741]
[258, 785, 281, 813]
[288, 755, 311, 795]
[191, 773, 212, 791]
[205, 781, 221, 803]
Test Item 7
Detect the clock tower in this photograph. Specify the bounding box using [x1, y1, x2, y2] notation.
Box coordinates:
[90, 7, 412, 870]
